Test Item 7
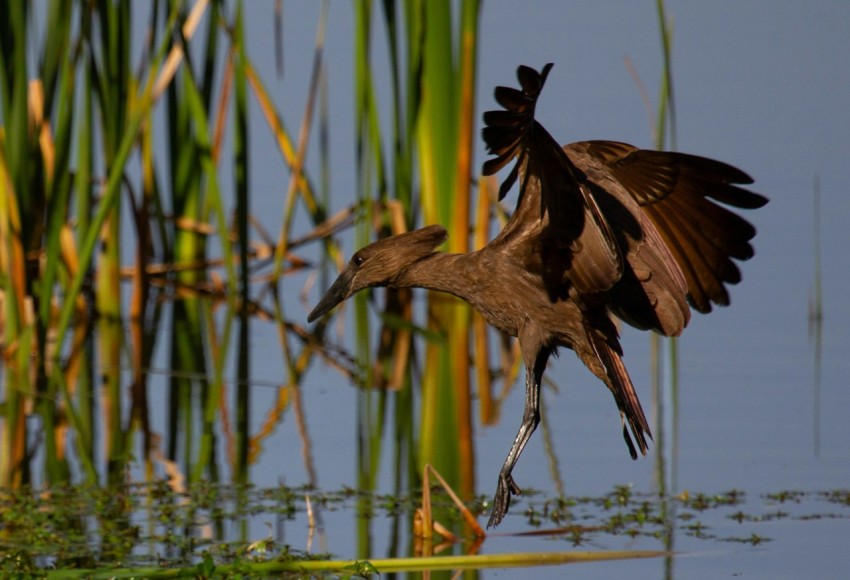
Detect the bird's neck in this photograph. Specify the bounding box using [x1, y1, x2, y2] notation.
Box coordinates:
[393, 252, 474, 301]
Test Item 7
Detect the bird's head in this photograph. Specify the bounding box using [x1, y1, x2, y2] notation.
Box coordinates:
[307, 225, 448, 322]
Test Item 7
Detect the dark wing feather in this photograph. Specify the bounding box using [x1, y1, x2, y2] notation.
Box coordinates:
[569, 140, 768, 313]
[481, 64, 623, 298]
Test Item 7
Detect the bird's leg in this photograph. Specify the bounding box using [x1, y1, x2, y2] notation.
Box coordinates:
[488, 346, 550, 528]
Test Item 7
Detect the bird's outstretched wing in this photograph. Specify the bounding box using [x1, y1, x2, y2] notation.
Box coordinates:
[482, 64, 657, 463]
[565, 140, 768, 313]
[482, 64, 624, 299]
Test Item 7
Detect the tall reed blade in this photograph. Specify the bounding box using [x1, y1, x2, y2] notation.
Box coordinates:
[414, 0, 480, 501]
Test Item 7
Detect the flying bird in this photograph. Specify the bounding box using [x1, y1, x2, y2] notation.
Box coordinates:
[308, 63, 767, 528]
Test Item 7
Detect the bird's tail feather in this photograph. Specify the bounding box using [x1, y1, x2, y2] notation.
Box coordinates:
[588, 329, 652, 459]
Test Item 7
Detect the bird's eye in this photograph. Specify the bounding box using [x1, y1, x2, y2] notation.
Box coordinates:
[353, 254, 365, 267]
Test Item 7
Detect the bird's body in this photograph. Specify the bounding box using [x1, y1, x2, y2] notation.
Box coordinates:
[308, 64, 767, 528]
[398, 248, 575, 339]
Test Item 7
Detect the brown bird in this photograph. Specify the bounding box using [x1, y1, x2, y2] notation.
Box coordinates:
[308, 63, 767, 528]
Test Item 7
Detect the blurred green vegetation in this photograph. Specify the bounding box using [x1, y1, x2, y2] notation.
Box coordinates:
[0, 0, 502, 565]
[0, 0, 688, 572]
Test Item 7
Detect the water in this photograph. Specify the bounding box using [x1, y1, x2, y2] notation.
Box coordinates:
[244, 2, 850, 576]
[5, 2, 850, 577]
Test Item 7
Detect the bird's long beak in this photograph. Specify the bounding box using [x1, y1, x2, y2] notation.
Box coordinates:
[307, 269, 355, 322]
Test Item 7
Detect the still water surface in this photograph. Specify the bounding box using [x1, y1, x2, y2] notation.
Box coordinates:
[147, 2, 848, 577]
[238, 3, 850, 576]
[9, 2, 848, 577]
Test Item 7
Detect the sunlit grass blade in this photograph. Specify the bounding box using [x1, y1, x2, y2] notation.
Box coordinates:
[655, 0, 677, 151]
[650, 0, 679, 502]
[53, 3, 181, 360]
[194, 291, 234, 482]
[0, 0, 34, 489]
[0, 143, 30, 488]
[48, 549, 665, 578]
[273, 0, 329, 279]
[0, 0, 336, 495]
[414, 0, 481, 501]
[244, 62, 322, 219]
[351, 8, 383, 563]
[266, 291, 319, 485]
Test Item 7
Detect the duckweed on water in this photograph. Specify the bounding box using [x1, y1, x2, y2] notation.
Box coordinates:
[0, 484, 846, 575]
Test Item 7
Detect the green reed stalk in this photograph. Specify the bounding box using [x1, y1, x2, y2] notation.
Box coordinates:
[272, 1, 329, 281]
[348, 2, 481, 522]
[414, 0, 480, 500]
[40, 134, 75, 485]
[651, 0, 679, 503]
[0, 0, 323, 490]
[353, 0, 379, 559]
[0, 153, 29, 488]
[231, 1, 251, 484]
[233, 1, 250, 309]
[381, 2, 418, 503]
[54, 2, 179, 361]
[94, 0, 131, 485]
[810, 176, 822, 457]
[0, 1, 34, 488]
[651, 3, 679, 576]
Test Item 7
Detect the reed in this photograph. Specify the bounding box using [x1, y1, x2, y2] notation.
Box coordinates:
[649, 3, 680, 576]
[348, 3, 483, 538]
[0, 1, 320, 490]
[809, 176, 822, 457]
[648, 0, 680, 503]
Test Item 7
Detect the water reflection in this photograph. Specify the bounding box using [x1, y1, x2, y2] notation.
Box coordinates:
[1, 280, 848, 576]
[9, 472, 844, 575]
[809, 176, 823, 459]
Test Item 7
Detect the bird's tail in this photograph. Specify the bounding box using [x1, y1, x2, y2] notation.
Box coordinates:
[587, 327, 652, 459]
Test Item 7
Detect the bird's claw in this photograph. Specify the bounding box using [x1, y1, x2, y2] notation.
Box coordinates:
[487, 474, 522, 528]
[507, 477, 522, 495]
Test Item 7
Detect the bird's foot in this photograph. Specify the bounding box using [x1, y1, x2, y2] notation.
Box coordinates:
[487, 474, 523, 528]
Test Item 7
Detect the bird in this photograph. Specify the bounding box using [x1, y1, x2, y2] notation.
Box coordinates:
[308, 63, 767, 528]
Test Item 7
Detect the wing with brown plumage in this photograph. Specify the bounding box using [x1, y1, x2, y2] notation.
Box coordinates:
[482, 64, 624, 299]
[479, 63, 767, 509]
[482, 64, 656, 460]
[566, 140, 768, 313]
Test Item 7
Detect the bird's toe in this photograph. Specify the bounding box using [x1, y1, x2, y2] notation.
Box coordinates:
[487, 474, 523, 528]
